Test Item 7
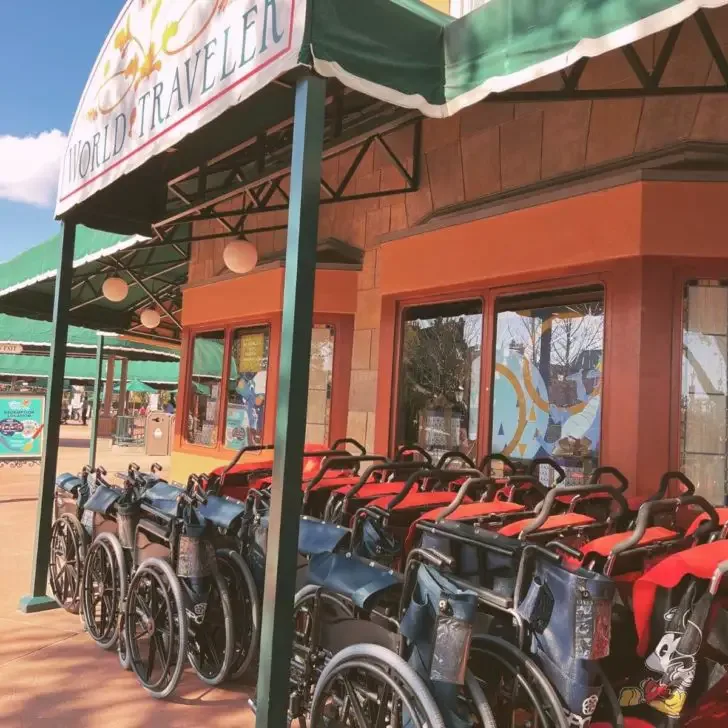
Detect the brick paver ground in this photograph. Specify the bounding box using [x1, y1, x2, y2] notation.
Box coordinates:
[0, 425, 254, 727]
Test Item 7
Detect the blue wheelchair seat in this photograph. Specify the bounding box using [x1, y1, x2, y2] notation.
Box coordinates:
[307, 551, 402, 610]
[298, 516, 351, 556]
[83, 483, 121, 515]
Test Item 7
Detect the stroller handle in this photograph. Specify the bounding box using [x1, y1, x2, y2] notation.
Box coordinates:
[478, 452, 518, 475]
[393, 443, 433, 465]
[611, 494, 719, 557]
[710, 560, 728, 596]
[219, 443, 275, 481]
[435, 476, 495, 521]
[589, 466, 629, 492]
[330, 437, 366, 455]
[383, 467, 484, 513]
[520, 484, 629, 537]
[528, 457, 566, 484]
[435, 450, 478, 471]
[486, 474, 549, 503]
[647, 470, 696, 502]
[342, 460, 423, 504]
[303, 454, 388, 501]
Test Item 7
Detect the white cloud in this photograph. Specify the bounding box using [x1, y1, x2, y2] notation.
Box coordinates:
[0, 130, 68, 208]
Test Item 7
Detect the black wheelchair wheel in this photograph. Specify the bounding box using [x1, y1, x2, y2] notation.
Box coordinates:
[81, 532, 126, 650]
[187, 568, 235, 686]
[216, 548, 260, 680]
[468, 634, 569, 728]
[310, 643, 446, 728]
[125, 558, 187, 699]
[49, 514, 87, 614]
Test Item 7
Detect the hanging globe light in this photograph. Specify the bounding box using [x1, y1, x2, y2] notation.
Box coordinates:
[102, 276, 129, 302]
[140, 309, 161, 329]
[223, 240, 258, 274]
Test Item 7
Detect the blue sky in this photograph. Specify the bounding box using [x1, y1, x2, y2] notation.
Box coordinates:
[0, 2, 122, 260]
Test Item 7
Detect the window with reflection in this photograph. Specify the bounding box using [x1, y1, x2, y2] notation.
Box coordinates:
[306, 325, 335, 445]
[491, 289, 605, 484]
[396, 300, 483, 460]
[225, 327, 271, 449]
[186, 331, 225, 447]
[681, 281, 728, 504]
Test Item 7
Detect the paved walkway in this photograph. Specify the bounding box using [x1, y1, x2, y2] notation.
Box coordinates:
[0, 426, 254, 728]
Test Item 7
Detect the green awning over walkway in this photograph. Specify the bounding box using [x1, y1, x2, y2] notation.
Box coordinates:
[0, 354, 179, 384]
[0, 314, 178, 360]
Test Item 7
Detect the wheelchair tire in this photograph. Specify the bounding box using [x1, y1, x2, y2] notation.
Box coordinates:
[81, 532, 126, 650]
[125, 558, 187, 699]
[49, 514, 88, 614]
[117, 610, 131, 671]
[216, 548, 260, 680]
[310, 643, 446, 728]
[468, 634, 568, 728]
[187, 567, 235, 686]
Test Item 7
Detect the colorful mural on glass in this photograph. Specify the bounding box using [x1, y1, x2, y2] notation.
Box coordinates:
[491, 301, 604, 476]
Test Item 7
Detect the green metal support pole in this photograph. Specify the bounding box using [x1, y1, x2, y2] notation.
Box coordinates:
[88, 335, 105, 469]
[19, 221, 76, 613]
[255, 74, 326, 728]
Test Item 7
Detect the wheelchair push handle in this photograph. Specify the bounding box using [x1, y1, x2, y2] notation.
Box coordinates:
[589, 466, 629, 492]
[331, 437, 366, 455]
[151, 462, 163, 474]
[520, 483, 629, 537]
[383, 467, 483, 513]
[528, 457, 566, 484]
[178, 474, 208, 509]
[393, 443, 433, 465]
[435, 450, 478, 471]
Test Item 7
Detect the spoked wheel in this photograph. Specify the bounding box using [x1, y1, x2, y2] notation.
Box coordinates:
[187, 568, 235, 686]
[81, 533, 126, 650]
[49, 514, 87, 613]
[125, 558, 187, 699]
[468, 635, 568, 728]
[216, 548, 260, 680]
[310, 643, 446, 728]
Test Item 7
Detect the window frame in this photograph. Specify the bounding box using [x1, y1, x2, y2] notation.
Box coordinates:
[489, 283, 607, 476]
[386, 274, 609, 462]
[394, 295, 486, 457]
[179, 313, 351, 456]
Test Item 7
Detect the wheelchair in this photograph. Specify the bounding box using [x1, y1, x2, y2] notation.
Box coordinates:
[49, 465, 93, 612]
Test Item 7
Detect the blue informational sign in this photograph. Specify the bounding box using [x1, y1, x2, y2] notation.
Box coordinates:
[0, 394, 45, 460]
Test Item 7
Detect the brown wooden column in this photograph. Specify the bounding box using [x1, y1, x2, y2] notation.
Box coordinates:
[118, 358, 128, 416]
[103, 356, 115, 416]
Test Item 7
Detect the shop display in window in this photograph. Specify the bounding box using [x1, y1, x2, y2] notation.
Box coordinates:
[306, 325, 335, 445]
[492, 290, 605, 483]
[225, 328, 270, 449]
[396, 300, 483, 460]
[186, 331, 225, 447]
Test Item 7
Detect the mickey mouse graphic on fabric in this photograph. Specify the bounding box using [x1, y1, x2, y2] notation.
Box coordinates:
[620, 584, 707, 720]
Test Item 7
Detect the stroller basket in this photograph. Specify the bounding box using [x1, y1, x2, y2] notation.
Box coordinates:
[116, 501, 140, 549]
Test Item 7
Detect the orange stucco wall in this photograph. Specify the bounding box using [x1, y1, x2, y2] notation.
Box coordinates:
[374, 181, 728, 498]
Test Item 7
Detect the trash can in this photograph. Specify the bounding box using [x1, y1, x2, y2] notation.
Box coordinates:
[145, 412, 172, 457]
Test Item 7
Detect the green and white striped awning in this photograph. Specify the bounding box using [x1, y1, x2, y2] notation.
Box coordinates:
[307, 0, 728, 117]
[0, 354, 179, 384]
[0, 314, 178, 360]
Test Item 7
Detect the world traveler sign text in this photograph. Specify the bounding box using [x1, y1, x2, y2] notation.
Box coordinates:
[56, 0, 304, 217]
